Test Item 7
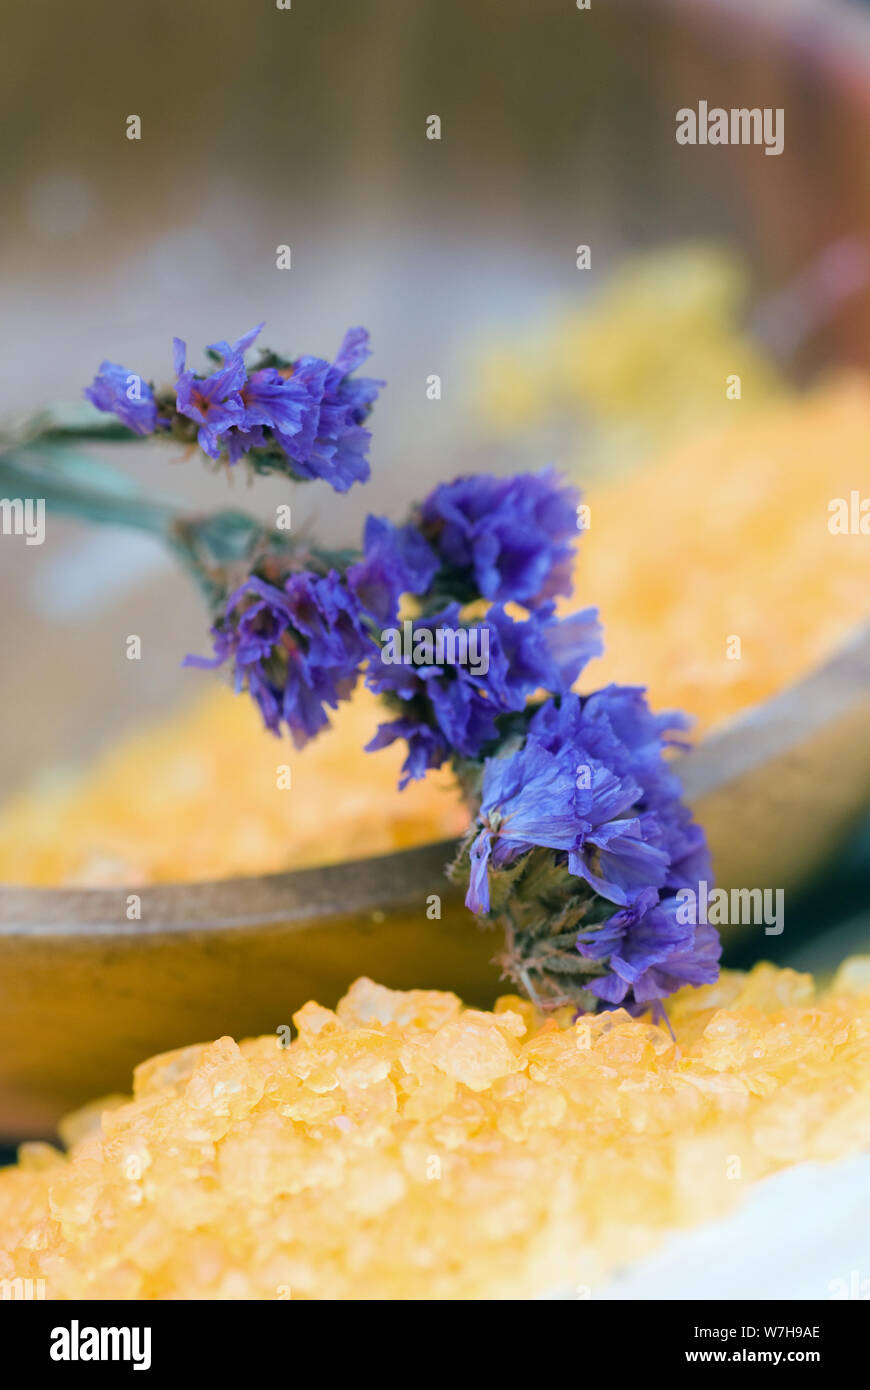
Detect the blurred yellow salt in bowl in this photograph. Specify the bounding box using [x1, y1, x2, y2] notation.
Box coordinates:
[2, 960, 870, 1300]
[471, 243, 787, 466]
[0, 686, 468, 888]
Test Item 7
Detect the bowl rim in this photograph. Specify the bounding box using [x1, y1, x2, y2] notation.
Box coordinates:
[0, 837, 465, 937]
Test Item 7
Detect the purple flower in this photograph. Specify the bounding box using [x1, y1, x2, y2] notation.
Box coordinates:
[174, 336, 246, 460]
[527, 690, 713, 891]
[365, 604, 601, 787]
[419, 468, 581, 608]
[365, 601, 503, 788]
[459, 686, 719, 1010]
[275, 328, 385, 493]
[225, 426, 268, 465]
[577, 889, 721, 1010]
[208, 324, 324, 461]
[465, 690, 710, 910]
[365, 719, 450, 788]
[348, 515, 439, 625]
[185, 569, 376, 748]
[658, 807, 713, 891]
[486, 602, 602, 699]
[464, 733, 653, 914]
[240, 369, 312, 438]
[465, 740, 586, 913]
[84, 362, 159, 436]
[87, 324, 383, 490]
[567, 815, 671, 907]
[574, 684, 692, 811]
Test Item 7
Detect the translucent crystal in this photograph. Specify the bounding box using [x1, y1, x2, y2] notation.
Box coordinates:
[3, 962, 870, 1300]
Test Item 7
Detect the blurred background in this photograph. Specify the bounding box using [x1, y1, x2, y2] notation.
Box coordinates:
[0, 0, 868, 955]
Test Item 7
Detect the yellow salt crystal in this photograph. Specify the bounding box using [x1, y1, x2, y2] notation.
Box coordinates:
[183, 1038, 265, 1122]
[2, 962, 870, 1300]
[0, 684, 468, 886]
[427, 1011, 523, 1091]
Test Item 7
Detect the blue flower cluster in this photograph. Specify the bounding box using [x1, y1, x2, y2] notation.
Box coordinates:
[366, 603, 602, 787]
[464, 689, 719, 1012]
[418, 468, 580, 608]
[86, 310, 720, 1015]
[186, 468, 595, 764]
[351, 468, 603, 784]
[184, 570, 376, 748]
[83, 362, 162, 437]
[85, 325, 383, 492]
[164, 341, 718, 1014]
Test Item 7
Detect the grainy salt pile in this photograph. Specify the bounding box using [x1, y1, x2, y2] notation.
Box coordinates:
[2, 961, 870, 1300]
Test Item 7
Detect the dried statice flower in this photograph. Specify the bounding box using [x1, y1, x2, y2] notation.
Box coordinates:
[85, 325, 384, 490]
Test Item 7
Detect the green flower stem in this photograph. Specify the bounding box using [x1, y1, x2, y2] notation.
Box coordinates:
[0, 441, 239, 605]
[1, 402, 153, 450]
[0, 434, 363, 610]
[0, 445, 180, 536]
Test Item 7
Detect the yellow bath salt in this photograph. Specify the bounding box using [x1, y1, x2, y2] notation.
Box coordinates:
[574, 373, 870, 732]
[2, 961, 870, 1300]
[0, 685, 467, 887]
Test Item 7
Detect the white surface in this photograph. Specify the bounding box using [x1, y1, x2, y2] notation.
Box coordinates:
[595, 1153, 870, 1300]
